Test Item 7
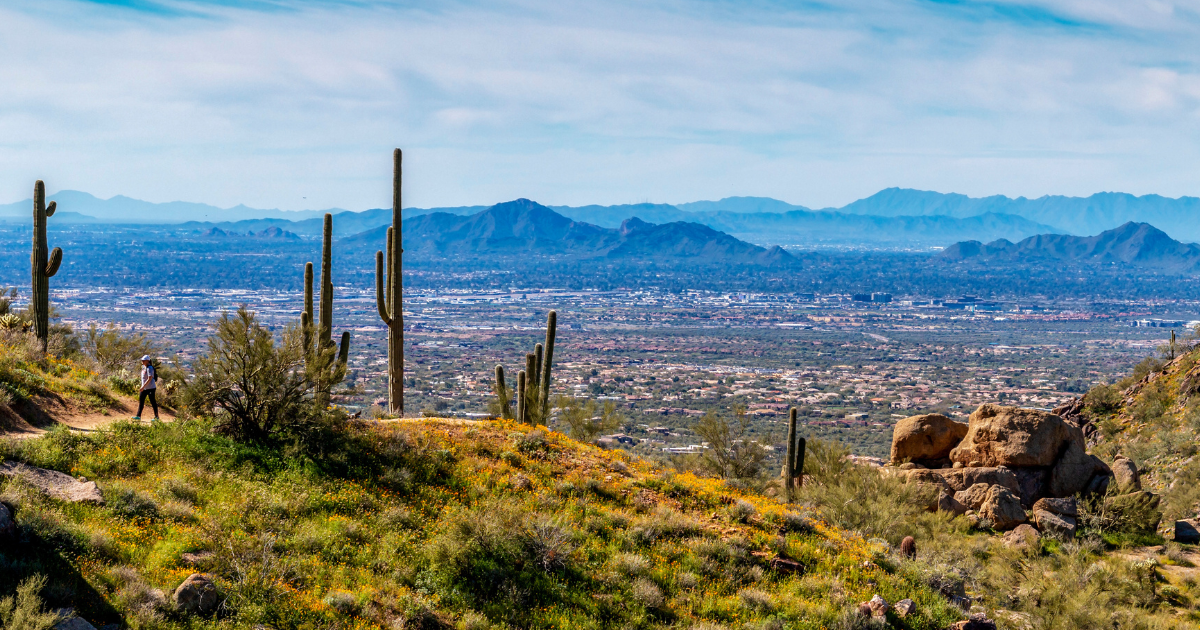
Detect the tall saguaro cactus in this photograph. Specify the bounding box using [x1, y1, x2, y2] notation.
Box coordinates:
[539, 310, 557, 419]
[375, 149, 404, 415]
[782, 407, 806, 502]
[303, 214, 350, 406]
[31, 181, 62, 352]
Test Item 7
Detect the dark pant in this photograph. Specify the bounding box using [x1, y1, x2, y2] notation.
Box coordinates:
[137, 389, 158, 418]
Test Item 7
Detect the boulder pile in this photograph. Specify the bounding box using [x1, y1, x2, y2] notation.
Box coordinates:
[891, 404, 1117, 534]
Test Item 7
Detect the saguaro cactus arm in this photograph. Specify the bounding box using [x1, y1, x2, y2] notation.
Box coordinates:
[46, 248, 62, 277]
[494, 365, 511, 419]
[784, 407, 798, 502]
[539, 310, 557, 419]
[338, 331, 351, 366]
[375, 249, 392, 326]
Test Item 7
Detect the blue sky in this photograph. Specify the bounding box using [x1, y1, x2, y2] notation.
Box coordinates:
[1, 0, 1199, 211]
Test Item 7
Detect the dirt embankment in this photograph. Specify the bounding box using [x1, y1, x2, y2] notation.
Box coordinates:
[0, 393, 175, 439]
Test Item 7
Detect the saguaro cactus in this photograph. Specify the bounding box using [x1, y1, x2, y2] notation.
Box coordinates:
[783, 407, 806, 502]
[303, 214, 350, 407]
[303, 215, 350, 367]
[523, 352, 537, 423]
[302, 262, 314, 352]
[539, 310, 557, 419]
[494, 365, 512, 419]
[517, 370, 527, 424]
[534, 343, 544, 388]
[31, 181, 62, 352]
[375, 149, 404, 414]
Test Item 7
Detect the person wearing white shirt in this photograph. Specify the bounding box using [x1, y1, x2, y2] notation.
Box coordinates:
[132, 355, 160, 421]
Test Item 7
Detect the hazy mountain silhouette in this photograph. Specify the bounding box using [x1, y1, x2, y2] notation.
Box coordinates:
[344, 199, 791, 265]
[841, 188, 1200, 240]
[940, 222, 1200, 272]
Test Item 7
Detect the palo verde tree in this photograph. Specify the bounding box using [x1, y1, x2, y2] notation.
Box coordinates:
[186, 307, 314, 442]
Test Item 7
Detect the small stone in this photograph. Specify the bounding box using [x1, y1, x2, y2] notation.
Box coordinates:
[947, 614, 997, 630]
[173, 573, 221, 615]
[180, 551, 215, 567]
[856, 602, 873, 617]
[1174, 519, 1200, 544]
[899, 462, 922, 470]
[894, 598, 916, 618]
[866, 594, 889, 618]
[769, 557, 802, 574]
[53, 617, 98, 630]
[968, 461, 983, 468]
[953, 461, 964, 469]
[0, 503, 15, 538]
[510, 474, 533, 491]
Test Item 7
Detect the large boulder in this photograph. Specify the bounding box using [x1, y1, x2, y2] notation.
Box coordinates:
[903, 466, 1020, 495]
[172, 574, 220, 615]
[1033, 508, 1077, 539]
[953, 483, 992, 511]
[1047, 438, 1110, 498]
[0, 462, 104, 504]
[1174, 519, 1200, 544]
[1112, 457, 1141, 492]
[938, 490, 968, 516]
[1032, 497, 1078, 518]
[950, 404, 1076, 467]
[979, 485, 1026, 530]
[890, 414, 968, 465]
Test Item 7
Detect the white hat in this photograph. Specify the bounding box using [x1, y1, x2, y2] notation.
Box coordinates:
[141, 355, 152, 361]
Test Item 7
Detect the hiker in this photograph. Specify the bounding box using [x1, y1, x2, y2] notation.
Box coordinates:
[133, 354, 159, 421]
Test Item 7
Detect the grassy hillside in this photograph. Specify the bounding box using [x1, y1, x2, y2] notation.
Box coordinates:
[1, 416, 973, 630]
[1080, 343, 1200, 525]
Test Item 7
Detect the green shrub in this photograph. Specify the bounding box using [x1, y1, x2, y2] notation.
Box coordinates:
[0, 575, 64, 630]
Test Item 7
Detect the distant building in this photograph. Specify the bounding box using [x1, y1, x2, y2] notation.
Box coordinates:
[1130, 319, 1186, 328]
[852, 292, 892, 303]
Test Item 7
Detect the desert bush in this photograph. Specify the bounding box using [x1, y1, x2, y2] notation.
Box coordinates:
[631, 577, 664, 609]
[105, 484, 159, 519]
[0, 575, 64, 630]
[795, 438, 948, 545]
[1083, 383, 1123, 418]
[692, 406, 770, 481]
[84, 323, 162, 375]
[556, 395, 623, 442]
[185, 307, 327, 442]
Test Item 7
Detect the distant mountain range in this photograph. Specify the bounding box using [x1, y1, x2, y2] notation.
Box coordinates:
[940, 222, 1200, 273]
[5, 187, 1200, 248]
[344, 199, 791, 265]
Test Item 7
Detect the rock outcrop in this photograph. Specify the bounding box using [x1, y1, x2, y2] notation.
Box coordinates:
[951, 404, 1075, 467]
[0, 461, 104, 504]
[893, 403, 1115, 532]
[890, 413, 968, 465]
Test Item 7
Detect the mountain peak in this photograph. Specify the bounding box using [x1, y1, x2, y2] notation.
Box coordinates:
[940, 222, 1200, 272]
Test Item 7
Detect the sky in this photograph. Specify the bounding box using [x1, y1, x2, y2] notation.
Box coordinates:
[1, 0, 1199, 212]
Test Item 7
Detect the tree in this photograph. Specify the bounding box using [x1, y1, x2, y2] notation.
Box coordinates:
[84, 323, 162, 374]
[693, 406, 769, 480]
[186, 307, 324, 441]
[557, 396, 622, 442]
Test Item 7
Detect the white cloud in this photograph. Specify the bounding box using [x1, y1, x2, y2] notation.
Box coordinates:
[0, 0, 1199, 213]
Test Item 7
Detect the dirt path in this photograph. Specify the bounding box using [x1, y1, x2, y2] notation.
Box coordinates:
[1, 395, 176, 439]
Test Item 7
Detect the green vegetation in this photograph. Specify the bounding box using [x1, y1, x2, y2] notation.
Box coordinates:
[1, 417, 970, 629]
